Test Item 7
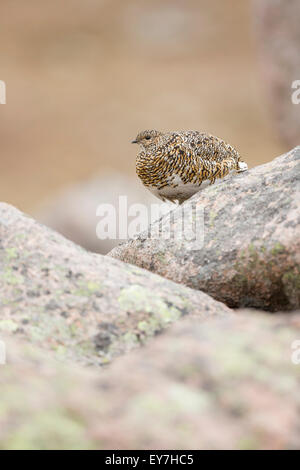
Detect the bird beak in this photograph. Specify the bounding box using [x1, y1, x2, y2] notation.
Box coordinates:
[131, 140, 138, 144]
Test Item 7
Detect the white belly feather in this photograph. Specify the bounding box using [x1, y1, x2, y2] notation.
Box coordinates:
[146, 165, 247, 202]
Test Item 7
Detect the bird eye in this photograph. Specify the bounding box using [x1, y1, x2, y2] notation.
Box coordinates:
[145, 135, 151, 140]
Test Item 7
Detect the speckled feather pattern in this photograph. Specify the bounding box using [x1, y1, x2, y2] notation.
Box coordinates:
[133, 130, 247, 204]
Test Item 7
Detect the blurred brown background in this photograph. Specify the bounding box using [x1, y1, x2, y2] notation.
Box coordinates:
[0, 0, 286, 214]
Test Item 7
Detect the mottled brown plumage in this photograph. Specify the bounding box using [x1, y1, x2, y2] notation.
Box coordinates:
[132, 129, 248, 204]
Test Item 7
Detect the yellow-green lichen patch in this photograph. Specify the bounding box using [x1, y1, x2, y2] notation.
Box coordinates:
[155, 251, 168, 265]
[73, 280, 102, 297]
[282, 269, 300, 290]
[209, 211, 218, 228]
[2, 410, 94, 450]
[1, 268, 24, 286]
[118, 285, 183, 323]
[132, 383, 210, 420]
[282, 269, 300, 307]
[271, 242, 285, 256]
[5, 247, 18, 261]
[117, 284, 188, 342]
[0, 319, 19, 333]
[121, 331, 140, 348]
[237, 435, 262, 450]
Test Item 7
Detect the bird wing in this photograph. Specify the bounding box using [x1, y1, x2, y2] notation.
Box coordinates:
[171, 132, 241, 184]
[184, 132, 240, 164]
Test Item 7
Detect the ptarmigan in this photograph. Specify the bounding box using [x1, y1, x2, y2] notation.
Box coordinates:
[132, 129, 248, 204]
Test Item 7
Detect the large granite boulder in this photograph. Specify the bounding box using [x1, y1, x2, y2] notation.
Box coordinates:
[110, 147, 300, 311]
[1, 312, 299, 449]
[0, 203, 230, 366]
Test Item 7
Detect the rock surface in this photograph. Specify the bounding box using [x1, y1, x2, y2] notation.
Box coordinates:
[1, 312, 300, 450]
[0, 203, 230, 366]
[110, 147, 300, 311]
[253, 0, 300, 148]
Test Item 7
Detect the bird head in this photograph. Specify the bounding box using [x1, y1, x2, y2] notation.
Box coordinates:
[131, 129, 162, 149]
